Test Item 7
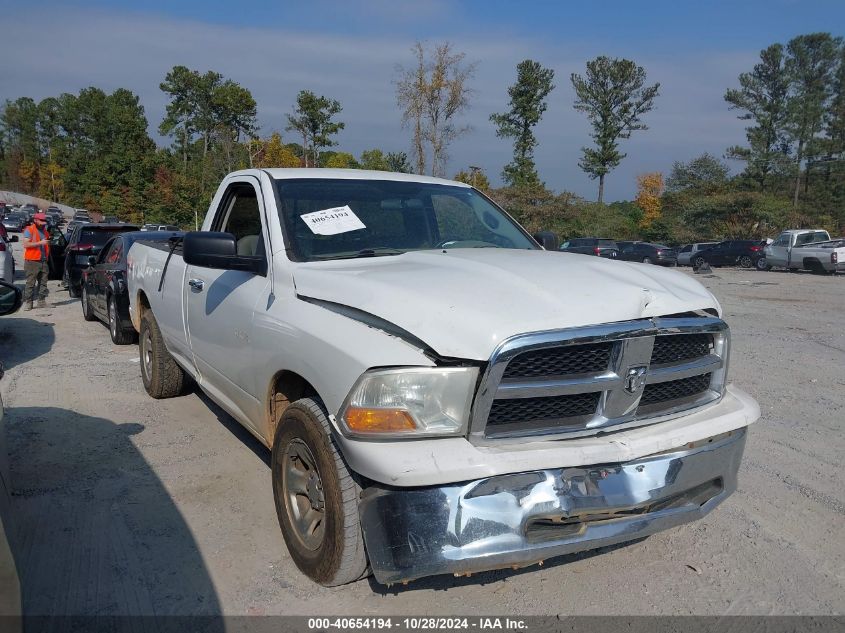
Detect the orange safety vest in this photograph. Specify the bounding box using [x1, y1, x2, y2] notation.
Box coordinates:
[23, 224, 50, 261]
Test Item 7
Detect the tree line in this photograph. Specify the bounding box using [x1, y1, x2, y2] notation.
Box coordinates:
[0, 33, 842, 241]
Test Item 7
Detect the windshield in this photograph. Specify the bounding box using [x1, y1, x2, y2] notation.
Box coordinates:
[275, 178, 537, 261]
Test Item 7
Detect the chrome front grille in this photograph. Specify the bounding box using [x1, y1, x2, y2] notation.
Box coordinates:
[470, 317, 729, 443]
[502, 342, 612, 378]
[487, 392, 601, 433]
[650, 333, 712, 365]
[639, 372, 712, 407]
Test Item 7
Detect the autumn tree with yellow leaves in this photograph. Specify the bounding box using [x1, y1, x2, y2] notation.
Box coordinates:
[636, 172, 664, 228]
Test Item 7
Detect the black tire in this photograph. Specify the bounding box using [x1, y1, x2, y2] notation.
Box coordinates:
[139, 310, 188, 398]
[739, 255, 753, 268]
[272, 397, 368, 586]
[807, 260, 832, 275]
[108, 294, 135, 345]
[81, 284, 96, 321]
[756, 257, 771, 271]
[642, 256, 652, 264]
[694, 256, 706, 268]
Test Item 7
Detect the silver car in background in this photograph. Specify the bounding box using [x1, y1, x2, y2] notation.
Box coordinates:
[678, 242, 718, 266]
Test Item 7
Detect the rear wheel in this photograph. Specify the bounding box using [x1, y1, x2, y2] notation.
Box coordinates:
[139, 310, 188, 398]
[81, 285, 96, 321]
[739, 255, 753, 268]
[642, 256, 652, 264]
[272, 397, 369, 586]
[108, 295, 135, 345]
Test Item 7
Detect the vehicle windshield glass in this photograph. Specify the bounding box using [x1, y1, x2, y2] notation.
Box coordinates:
[275, 178, 537, 261]
[79, 229, 127, 246]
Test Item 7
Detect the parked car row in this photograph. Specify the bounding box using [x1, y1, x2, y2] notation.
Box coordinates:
[558, 238, 678, 266]
[46, 225, 181, 344]
[556, 229, 842, 275]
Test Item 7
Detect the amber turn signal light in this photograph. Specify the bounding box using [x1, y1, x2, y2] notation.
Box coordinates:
[344, 407, 417, 433]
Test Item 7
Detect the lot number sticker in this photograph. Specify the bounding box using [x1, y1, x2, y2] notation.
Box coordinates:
[300, 206, 366, 235]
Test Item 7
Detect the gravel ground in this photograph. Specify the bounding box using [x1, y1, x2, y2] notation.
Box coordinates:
[1, 241, 843, 617]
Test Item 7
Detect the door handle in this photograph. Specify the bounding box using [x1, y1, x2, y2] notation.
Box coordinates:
[188, 278, 204, 291]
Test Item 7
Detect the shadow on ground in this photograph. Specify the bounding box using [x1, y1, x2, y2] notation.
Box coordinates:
[4, 406, 223, 626]
[0, 319, 55, 370]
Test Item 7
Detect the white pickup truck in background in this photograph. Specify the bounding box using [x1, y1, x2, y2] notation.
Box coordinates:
[765, 229, 844, 273]
[126, 169, 760, 586]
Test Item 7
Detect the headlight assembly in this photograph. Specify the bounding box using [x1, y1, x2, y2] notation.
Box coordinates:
[338, 367, 478, 439]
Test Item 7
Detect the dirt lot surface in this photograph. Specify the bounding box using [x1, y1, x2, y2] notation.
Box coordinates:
[1, 242, 843, 617]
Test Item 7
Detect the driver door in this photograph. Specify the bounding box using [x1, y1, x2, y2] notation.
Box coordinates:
[184, 177, 270, 431]
[767, 234, 790, 267]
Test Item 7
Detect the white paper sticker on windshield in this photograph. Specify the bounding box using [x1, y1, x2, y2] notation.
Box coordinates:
[300, 205, 366, 236]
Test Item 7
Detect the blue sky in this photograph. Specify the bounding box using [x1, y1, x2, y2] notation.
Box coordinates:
[2, 1, 844, 200]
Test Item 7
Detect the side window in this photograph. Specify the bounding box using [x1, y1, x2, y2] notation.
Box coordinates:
[214, 183, 265, 258]
[106, 239, 124, 264]
[680, 245, 692, 253]
[795, 233, 815, 246]
[99, 239, 115, 263]
[773, 234, 789, 247]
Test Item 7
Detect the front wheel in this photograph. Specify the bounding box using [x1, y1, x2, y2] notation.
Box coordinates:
[739, 255, 753, 268]
[694, 256, 706, 268]
[756, 257, 771, 271]
[272, 398, 369, 586]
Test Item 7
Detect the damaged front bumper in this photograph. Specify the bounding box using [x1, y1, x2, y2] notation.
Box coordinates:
[359, 428, 746, 585]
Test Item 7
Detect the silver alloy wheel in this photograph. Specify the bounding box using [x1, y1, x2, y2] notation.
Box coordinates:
[109, 297, 117, 337]
[282, 439, 326, 551]
[642, 256, 652, 264]
[141, 328, 153, 381]
[739, 255, 753, 268]
[756, 257, 768, 270]
[82, 286, 88, 314]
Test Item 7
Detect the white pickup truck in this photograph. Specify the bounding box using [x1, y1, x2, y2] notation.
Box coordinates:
[765, 229, 844, 273]
[126, 169, 760, 587]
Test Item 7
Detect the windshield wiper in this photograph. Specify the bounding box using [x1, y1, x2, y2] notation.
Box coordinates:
[314, 247, 406, 260]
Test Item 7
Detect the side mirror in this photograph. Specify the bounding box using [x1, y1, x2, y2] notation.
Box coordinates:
[183, 231, 266, 275]
[9, 235, 17, 243]
[0, 281, 22, 316]
[87, 256, 97, 267]
[533, 231, 559, 251]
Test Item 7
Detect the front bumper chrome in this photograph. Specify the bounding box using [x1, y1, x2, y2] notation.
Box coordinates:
[359, 427, 746, 585]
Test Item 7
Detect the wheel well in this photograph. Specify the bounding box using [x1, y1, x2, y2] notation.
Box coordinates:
[267, 371, 319, 443]
[133, 290, 151, 332]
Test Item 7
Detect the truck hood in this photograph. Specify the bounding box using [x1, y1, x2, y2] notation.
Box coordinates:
[293, 249, 720, 360]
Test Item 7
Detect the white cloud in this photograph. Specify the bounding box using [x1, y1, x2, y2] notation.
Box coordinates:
[1, 6, 758, 201]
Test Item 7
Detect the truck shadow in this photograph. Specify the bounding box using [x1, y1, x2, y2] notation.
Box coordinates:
[195, 389, 270, 467]
[0, 318, 55, 370]
[4, 406, 224, 627]
[366, 538, 647, 595]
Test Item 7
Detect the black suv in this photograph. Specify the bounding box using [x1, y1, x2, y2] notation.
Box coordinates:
[694, 240, 766, 269]
[559, 237, 619, 258]
[63, 223, 140, 297]
[618, 242, 678, 266]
